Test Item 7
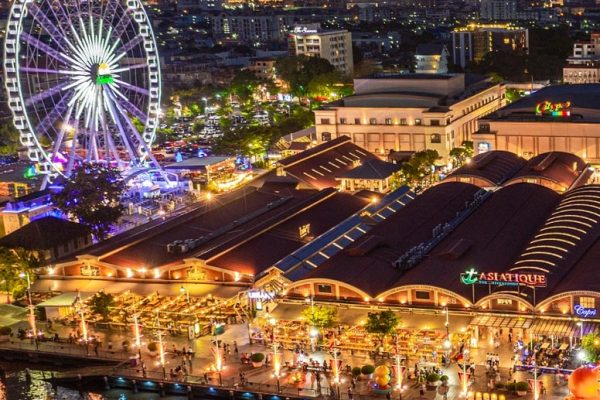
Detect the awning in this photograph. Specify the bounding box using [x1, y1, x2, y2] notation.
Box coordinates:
[36, 292, 94, 308]
[470, 315, 533, 329]
[31, 278, 244, 299]
[531, 319, 600, 337]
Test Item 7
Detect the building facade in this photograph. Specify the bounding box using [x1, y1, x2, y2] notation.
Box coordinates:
[563, 33, 600, 84]
[211, 13, 295, 43]
[480, 0, 517, 20]
[474, 84, 600, 164]
[313, 74, 506, 162]
[414, 44, 449, 74]
[288, 25, 354, 76]
[452, 24, 529, 69]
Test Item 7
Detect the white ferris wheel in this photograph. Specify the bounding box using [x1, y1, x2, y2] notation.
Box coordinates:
[3, 0, 162, 187]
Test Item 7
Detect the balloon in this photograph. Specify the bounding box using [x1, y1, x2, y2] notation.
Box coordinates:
[374, 365, 390, 377]
[375, 375, 390, 386]
[568, 366, 600, 399]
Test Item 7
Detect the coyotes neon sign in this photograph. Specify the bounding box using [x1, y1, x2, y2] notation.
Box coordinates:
[535, 101, 571, 117]
[460, 268, 547, 287]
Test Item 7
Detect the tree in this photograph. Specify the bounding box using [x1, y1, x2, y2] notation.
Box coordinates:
[307, 71, 345, 99]
[231, 70, 261, 101]
[391, 149, 440, 189]
[365, 310, 399, 342]
[581, 333, 600, 363]
[0, 247, 41, 303]
[301, 305, 337, 329]
[275, 55, 335, 96]
[449, 141, 474, 168]
[88, 291, 115, 322]
[52, 163, 125, 240]
[0, 124, 20, 156]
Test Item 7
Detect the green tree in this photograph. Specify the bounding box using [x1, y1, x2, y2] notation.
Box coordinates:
[365, 310, 399, 342]
[131, 117, 144, 134]
[52, 163, 125, 240]
[449, 141, 474, 167]
[0, 124, 20, 156]
[276, 55, 335, 96]
[0, 247, 41, 303]
[391, 149, 440, 189]
[581, 333, 600, 363]
[231, 70, 261, 101]
[301, 305, 337, 329]
[307, 71, 346, 99]
[88, 291, 115, 322]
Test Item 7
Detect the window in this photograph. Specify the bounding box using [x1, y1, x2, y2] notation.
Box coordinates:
[430, 119, 440, 126]
[369, 118, 377, 125]
[580, 297, 595, 309]
[317, 284, 333, 294]
[415, 118, 422, 126]
[354, 118, 361, 125]
[497, 299, 513, 305]
[340, 118, 347, 124]
[400, 118, 407, 125]
[415, 291, 430, 300]
[385, 118, 392, 125]
[430, 133, 441, 143]
[321, 132, 332, 141]
[320, 118, 330, 125]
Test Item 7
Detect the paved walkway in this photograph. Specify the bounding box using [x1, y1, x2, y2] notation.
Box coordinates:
[2, 321, 572, 400]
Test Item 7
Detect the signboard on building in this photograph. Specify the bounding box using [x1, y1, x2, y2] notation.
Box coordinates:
[535, 101, 571, 117]
[574, 304, 597, 318]
[460, 268, 547, 287]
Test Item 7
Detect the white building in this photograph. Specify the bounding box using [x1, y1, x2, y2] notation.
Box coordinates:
[288, 25, 354, 76]
[563, 33, 600, 84]
[313, 73, 506, 162]
[415, 44, 449, 74]
[177, 0, 223, 10]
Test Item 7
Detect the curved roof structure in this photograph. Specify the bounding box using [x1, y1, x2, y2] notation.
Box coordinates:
[505, 151, 589, 191]
[508, 185, 600, 298]
[445, 150, 526, 186]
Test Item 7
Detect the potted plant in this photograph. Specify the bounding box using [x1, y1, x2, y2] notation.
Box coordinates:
[122, 340, 130, 352]
[361, 364, 375, 379]
[516, 381, 529, 396]
[147, 342, 159, 357]
[0, 326, 11, 342]
[352, 367, 361, 378]
[506, 382, 516, 393]
[440, 375, 449, 386]
[426, 373, 440, 389]
[495, 382, 505, 390]
[250, 352, 265, 367]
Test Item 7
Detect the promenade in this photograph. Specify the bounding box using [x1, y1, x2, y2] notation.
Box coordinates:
[0, 321, 572, 400]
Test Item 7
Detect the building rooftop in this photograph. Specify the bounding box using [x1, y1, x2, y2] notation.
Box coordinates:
[336, 158, 401, 180]
[164, 156, 232, 170]
[444, 151, 526, 186]
[505, 151, 589, 191]
[277, 136, 380, 189]
[0, 217, 89, 250]
[415, 44, 446, 56]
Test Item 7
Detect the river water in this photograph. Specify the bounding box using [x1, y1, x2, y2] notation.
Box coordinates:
[0, 362, 187, 400]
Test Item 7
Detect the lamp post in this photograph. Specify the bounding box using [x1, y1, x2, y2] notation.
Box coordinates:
[443, 306, 451, 361]
[155, 311, 166, 379]
[133, 314, 142, 360]
[462, 348, 468, 397]
[273, 340, 281, 393]
[577, 321, 584, 343]
[20, 272, 37, 350]
[212, 333, 223, 385]
[533, 360, 539, 400]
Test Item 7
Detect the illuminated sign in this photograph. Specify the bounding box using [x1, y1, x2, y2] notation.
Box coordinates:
[535, 101, 571, 117]
[96, 75, 114, 85]
[574, 304, 597, 318]
[299, 223, 311, 239]
[460, 268, 547, 287]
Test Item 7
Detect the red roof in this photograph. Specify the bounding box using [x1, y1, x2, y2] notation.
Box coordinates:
[505, 152, 588, 190]
[446, 151, 526, 186]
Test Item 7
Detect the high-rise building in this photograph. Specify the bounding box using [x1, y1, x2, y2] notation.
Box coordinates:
[480, 0, 517, 20]
[177, 0, 222, 10]
[414, 44, 449, 74]
[452, 24, 529, 69]
[211, 13, 295, 43]
[563, 33, 600, 84]
[288, 25, 354, 76]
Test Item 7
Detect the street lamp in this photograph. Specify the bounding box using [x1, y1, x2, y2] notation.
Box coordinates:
[155, 311, 167, 379]
[19, 272, 37, 350]
[461, 348, 469, 397]
[272, 340, 281, 393]
[133, 314, 143, 360]
[577, 321, 584, 342]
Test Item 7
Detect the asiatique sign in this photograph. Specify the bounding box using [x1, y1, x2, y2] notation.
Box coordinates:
[460, 268, 547, 287]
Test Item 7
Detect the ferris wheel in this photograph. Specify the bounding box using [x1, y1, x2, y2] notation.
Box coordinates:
[3, 0, 161, 186]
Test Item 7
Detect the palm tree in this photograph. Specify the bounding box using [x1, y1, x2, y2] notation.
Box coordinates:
[0, 247, 43, 304]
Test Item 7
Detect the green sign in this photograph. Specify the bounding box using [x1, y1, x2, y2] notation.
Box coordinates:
[96, 75, 114, 85]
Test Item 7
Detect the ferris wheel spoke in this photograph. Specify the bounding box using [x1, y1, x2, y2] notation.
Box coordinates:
[115, 35, 143, 56]
[27, 2, 71, 53]
[114, 79, 150, 96]
[49, 103, 75, 162]
[103, 89, 138, 162]
[20, 32, 70, 66]
[110, 63, 148, 74]
[111, 89, 148, 123]
[34, 92, 72, 140]
[25, 81, 70, 107]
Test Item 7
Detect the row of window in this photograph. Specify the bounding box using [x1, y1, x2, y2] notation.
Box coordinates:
[461, 94, 499, 116]
[320, 132, 443, 144]
[322, 117, 427, 126]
